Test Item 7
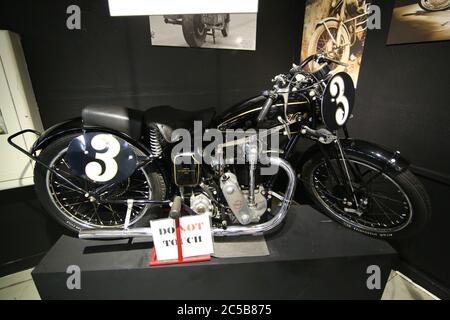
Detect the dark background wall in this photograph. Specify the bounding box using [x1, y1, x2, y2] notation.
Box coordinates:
[0, 0, 449, 296]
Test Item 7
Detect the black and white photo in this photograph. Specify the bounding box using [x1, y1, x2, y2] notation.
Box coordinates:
[0, 109, 7, 135]
[149, 13, 257, 50]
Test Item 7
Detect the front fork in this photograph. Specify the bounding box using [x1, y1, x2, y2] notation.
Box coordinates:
[317, 127, 362, 214]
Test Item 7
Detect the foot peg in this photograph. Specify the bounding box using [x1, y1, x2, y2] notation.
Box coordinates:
[301, 126, 336, 144]
[169, 196, 183, 219]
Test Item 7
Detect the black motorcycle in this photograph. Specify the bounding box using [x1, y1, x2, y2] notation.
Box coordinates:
[9, 53, 431, 240]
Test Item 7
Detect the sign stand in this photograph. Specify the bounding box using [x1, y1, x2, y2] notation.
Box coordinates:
[150, 196, 211, 266]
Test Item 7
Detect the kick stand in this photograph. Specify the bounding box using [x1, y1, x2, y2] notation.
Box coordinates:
[150, 196, 211, 266]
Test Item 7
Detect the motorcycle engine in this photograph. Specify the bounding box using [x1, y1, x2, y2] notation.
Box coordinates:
[220, 172, 267, 225]
[190, 193, 214, 216]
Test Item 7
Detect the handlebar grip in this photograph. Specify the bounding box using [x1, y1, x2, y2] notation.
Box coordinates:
[320, 56, 348, 67]
[257, 97, 274, 123]
[169, 196, 183, 219]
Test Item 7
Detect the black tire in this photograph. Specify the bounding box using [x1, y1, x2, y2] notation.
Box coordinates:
[34, 133, 166, 234]
[221, 21, 229, 37]
[302, 152, 431, 239]
[182, 14, 207, 47]
[418, 0, 450, 11]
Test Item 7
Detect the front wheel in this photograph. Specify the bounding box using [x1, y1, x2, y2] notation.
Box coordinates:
[302, 152, 431, 239]
[307, 21, 350, 73]
[419, 0, 450, 11]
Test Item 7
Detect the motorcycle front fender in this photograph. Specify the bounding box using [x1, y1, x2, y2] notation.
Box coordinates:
[315, 17, 350, 38]
[339, 139, 410, 176]
[300, 139, 410, 177]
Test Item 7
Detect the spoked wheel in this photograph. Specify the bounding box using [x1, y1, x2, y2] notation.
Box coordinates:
[34, 133, 166, 233]
[307, 21, 350, 73]
[302, 153, 431, 238]
[419, 0, 450, 11]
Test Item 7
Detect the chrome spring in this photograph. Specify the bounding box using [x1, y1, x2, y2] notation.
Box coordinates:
[149, 128, 163, 157]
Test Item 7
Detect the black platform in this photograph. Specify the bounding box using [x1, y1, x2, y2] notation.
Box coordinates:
[32, 205, 397, 299]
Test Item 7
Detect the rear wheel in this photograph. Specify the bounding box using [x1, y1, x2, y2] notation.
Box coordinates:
[34, 133, 166, 233]
[302, 152, 431, 239]
[182, 14, 207, 47]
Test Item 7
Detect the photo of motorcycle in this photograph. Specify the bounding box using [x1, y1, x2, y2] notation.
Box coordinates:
[387, 0, 450, 44]
[306, 0, 370, 73]
[8, 53, 431, 241]
[163, 14, 230, 48]
[418, 0, 450, 11]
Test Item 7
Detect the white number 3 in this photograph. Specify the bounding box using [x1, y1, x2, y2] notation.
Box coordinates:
[85, 134, 120, 182]
[330, 76, 350, 126]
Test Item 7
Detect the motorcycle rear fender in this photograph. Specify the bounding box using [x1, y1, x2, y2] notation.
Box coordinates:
[299, 139, 410, 177]
[31, 118, 172, 198]
[31, 117, 151, 155]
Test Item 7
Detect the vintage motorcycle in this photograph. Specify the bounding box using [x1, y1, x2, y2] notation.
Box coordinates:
[163, 14, 230, 47]
[9, 53, 431, 240]
[307, 0, 369, 72]
[418, 0, 450, 11]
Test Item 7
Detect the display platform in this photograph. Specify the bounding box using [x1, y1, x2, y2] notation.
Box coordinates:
[32, 205, 397, 299]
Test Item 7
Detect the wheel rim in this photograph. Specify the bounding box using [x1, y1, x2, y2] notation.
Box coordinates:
[311, 159, 413, 233]
[46, 147, 152, 229]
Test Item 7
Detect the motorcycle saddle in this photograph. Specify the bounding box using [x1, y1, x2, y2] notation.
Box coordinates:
[144, 105, 216, 130]
[82, 104, 216, 140]
[82, 105, 144, 140]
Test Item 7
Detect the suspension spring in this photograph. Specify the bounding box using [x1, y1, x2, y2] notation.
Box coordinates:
[149, 128, 163, 157]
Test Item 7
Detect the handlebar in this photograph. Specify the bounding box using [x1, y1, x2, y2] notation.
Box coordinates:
[291, 53, 348, 74]
[317, 55, 348, 67]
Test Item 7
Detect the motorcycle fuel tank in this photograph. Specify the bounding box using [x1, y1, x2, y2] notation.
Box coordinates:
[216, 94, 311, 131]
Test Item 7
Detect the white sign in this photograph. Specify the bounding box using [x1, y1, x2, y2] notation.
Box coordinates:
[108, 0, 259, 16]
[150, 214, 214, 261]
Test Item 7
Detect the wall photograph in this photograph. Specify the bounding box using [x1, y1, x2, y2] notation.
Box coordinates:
[300, 0, 370, 86]
[387, 0, 450, 45]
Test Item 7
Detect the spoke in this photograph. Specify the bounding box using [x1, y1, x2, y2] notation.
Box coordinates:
[315, 180, 345, 202]
[65, 200, 91, 207]
[61, 158, 71, 169]
[364, 170, 383, 186]
[370, 192, 404, 204]
[54, 181, 85, 194]
[106, 204, 118, 224]
[374, 198, 405, 219]
[127, 182, 149, 192]
[372, 198, 395, 225]
[95, 204, 103, 225]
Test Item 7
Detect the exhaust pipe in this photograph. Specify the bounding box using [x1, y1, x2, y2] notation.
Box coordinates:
[79, 156, 297, 240]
